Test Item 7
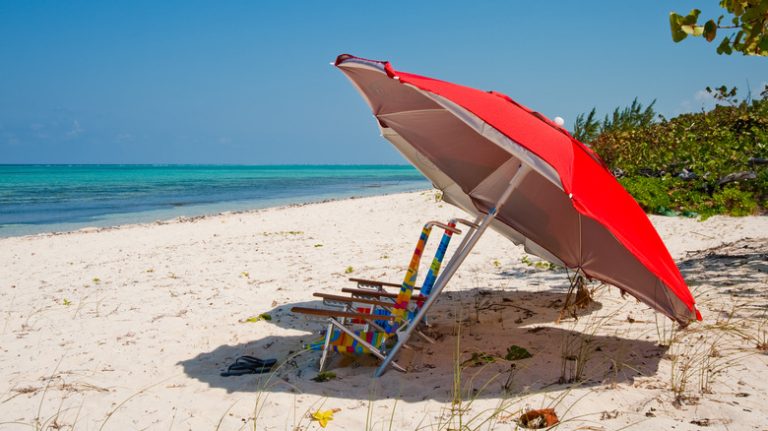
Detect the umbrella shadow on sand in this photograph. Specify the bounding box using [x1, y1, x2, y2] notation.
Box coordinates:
[178, 287, 669, 401]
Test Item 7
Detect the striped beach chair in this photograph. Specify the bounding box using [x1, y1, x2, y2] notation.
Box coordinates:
[292, 220, 466, 373]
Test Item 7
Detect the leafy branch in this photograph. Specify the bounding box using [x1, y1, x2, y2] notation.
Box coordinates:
[572, 98, 657, 144]
[670, 1, 768, 56]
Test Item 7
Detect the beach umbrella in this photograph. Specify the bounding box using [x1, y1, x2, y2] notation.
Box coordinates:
[334, 54, 700, 376]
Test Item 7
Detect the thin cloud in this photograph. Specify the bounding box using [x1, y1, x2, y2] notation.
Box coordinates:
[65, 120, 83, 138]
[676, 89, 715, 116]
[694, 89, 715, 104]
[115, 133, 134, 142]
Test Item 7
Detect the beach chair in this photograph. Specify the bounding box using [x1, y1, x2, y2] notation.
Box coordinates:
[316, 219, 462, 329]
[292, 220, 471, 373]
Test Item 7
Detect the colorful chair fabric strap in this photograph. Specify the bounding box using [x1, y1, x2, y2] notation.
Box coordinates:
[308, 328, 388, 354]
[416, 220, 456, 311]
[390, 225, 432, 326]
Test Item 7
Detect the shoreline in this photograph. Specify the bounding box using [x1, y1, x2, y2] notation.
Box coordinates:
[0, 163, 429, 239]
[0, 187, 432, 240]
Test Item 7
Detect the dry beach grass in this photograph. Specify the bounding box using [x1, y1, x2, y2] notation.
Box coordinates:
[0, 191, 767, 430]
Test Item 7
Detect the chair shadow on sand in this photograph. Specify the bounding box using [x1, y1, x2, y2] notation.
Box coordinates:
[178, 285, 669, 402]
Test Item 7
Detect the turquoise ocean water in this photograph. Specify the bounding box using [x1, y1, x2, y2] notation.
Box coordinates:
[0, 165, 429, 237]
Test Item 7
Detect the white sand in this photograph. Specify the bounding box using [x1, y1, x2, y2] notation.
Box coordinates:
[1, 190, 767, 430]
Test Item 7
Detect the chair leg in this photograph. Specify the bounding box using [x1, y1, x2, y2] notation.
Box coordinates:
[318, 320, 334, 372]
[389, 360, 407, 372]
[416, 330, 436, 344]
[328, 319, 407, 373]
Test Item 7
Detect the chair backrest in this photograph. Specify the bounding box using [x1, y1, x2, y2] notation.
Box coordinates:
[388, 220, 458, 332]
[389, 224, 432, 332]
[414, 220, 456, 313]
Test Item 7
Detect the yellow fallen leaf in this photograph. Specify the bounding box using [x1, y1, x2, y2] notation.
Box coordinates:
[310, 408, 340, 428]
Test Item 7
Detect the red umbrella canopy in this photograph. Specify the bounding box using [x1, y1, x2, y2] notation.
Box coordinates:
[336, 54, 701, 324]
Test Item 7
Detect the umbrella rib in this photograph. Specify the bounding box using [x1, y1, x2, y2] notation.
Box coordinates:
[377, 109, 447, 118]
[414, 90, 563, 191]
[579, 212, 583, 271]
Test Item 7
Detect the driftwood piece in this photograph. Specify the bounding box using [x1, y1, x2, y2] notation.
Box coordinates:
[717, 171, 756, 186]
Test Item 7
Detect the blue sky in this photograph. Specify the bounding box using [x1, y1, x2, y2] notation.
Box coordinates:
[1, 1, 766, 164]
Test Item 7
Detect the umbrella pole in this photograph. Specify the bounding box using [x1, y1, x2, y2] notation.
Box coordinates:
[375, 165, 529, 377]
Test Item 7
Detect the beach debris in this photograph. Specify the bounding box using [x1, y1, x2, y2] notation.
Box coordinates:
[461, 352, 496, 367]
[220, 356, 276, 377]
[678, 168, 697, 180]
[717, 170, 756, 186]
[520, 255, 559, 270]
[311, 371, 336, 382]
[262, 230, 304, 236]
[344, 266, 354, 274]
[502, 363, 518, 393]
[505, 345, 533, 361]
[240, 313, 272, 323]
[310, 408, 340, 428]
[519, 408, 559, 428]
[557, 273, 594, 322]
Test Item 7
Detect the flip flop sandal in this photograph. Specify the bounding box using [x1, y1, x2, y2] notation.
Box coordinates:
[234, 356, 277, 368]
[220, 362, 273, 377]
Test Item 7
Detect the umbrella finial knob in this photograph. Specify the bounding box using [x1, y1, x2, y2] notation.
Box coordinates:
[554, 117, 565, 127]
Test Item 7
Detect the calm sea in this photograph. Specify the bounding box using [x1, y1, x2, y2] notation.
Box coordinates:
[0, 165, 429, 237]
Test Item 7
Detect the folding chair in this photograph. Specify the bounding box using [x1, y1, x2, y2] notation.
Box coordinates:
[292, 219, 474, 372]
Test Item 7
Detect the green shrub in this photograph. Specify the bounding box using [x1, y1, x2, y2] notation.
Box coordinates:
[578, 92, 767, 217]
[710, 186, 757, 217]
[505, 345, 533, 361]
[619, 176, 673, 213]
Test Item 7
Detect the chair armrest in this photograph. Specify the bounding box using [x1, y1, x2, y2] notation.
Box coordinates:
[291, 306, 397, 321]
[349, 277, 422, 290]
[341, 287, 426, 302]
[313, 292, 394, 309]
